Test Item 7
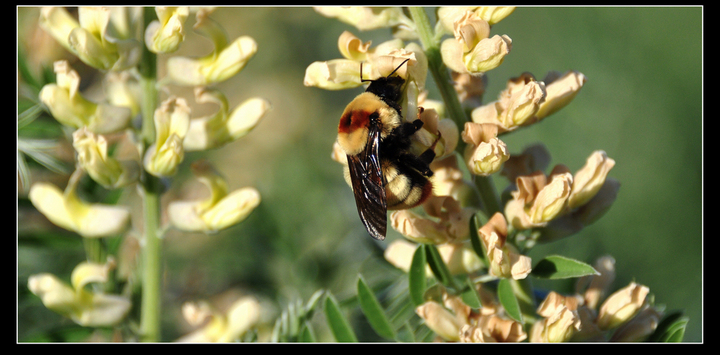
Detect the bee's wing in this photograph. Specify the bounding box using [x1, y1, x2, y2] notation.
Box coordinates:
[346, 120, 387, 240]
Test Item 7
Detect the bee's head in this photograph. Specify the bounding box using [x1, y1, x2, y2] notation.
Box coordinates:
[362, 59, 410, 113]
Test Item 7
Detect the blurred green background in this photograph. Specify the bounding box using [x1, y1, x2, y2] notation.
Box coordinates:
[18, 7, 702, 342]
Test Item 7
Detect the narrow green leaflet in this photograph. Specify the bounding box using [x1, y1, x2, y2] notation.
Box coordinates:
[357, 276, 397, 340]
[408, 245, 427, 307]
[497, 279, 523, 323]
[531, 255, 599, 279]
[299, 322, 316, 342]
[424, 244, 458, 292]
[460, 276, 482, 309]
[324, 293, 358, 342]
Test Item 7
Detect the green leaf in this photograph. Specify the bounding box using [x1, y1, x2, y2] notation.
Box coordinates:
[531, 255, 599, 279]
[324, 293, 358, 342]
[357, 276, 397, 340]
[424, 244, 458, 291]
[648, 311, 688, 342]
[408, 245, 427, 307]
[497, 279, 523, 323]
[299, 322, 316, 342]
[460, 277, 482, 309]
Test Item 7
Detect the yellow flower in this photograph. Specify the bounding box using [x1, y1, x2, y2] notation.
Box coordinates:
[72, 128, 139, 189]
[438, 7, 516, 34]
[144, 6, 189, 53]
[429, 155, 481, 207]
[184, 87, 270, 151]
[460, 315, 527, 342]
[531, 305, 581, 342]
[471, 73, 547, 132]
[143, 97, 191, 177]
[39, 7, 142, 71]
[504, 167, 573, 229]
[167, 9, 257, 86]
[568, 150, 616, 208]
[596, 282, 650, 330]
[314, 7, 412, 31]
[383, 239, 482, 276]
[390, 195, 476, 244]
[461, 122, 510, 176]
[535, 70, 587, 120]
[478, 213, 532, 279]
[168, 160, 261, 233]
[28, 169, 131, 238]
[415, 301, 463, 341]
[177, 296, 261, 342]
[39, 60, 131, 134]
[27, 261, 131, 327]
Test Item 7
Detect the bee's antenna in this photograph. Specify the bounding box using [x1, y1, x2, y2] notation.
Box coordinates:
[388, 58, 410, 78]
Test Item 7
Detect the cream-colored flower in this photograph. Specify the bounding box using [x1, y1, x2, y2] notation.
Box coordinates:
[429, 155, 481, 207]
[168, 160, 261, 233]
[104, 70, 141, 118]
[304, 59, 365, 90]
[460, 314, 527, 342]
[167, 9, 257, 86]
[437, 7, 516, 35]
[39, 60, 131, 134]
[28, 169, 131, 238]
[568, 150, 616, 209]
[415, 301, 463, 341]
[383, 239, 481, 276]
[184, 87, 270, 151]
[145, 6, 189, 53]
[597, 282, 650, 330]
[314, 7, 412, 31]
[27, 261, 131, 327]
[478, 213, 532, 279]
[390, 195, 475, 245]
[505, 167, 573, 229]
[471, 73, 547, 132]
[177, 296, 261, 342]
[442, 34, 512, 74]
[143, 97, 191, 177]
[531, 305, 581, 342]
[39, 7, 143, 71]
[461, 122, 510, 176]
[72, 128, 139, 189]
[535, 70, 587, 120]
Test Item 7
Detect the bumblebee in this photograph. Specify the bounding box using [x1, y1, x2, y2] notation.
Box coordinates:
[337, 59, 438, 240]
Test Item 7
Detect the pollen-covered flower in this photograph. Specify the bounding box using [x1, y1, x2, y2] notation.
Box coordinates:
[39, 7, 142, 71]
[143, 97, 191, 177]
[314, 7, 412, 31]
[177, 296, 261, 342]
[39, 60, 132, 134]
[461, 122, 510, 176]
[168, 160, 261, 233]
[184, 87, 270, 151]
[72, 128, 139, 189]
[27, 260, 131, 327]
[28, 169, 131, 238]
[596, 282, 650, 330]
[167, 9, 257, 86]
[477, 212, 532, 279]
[144, 6, 189, 53]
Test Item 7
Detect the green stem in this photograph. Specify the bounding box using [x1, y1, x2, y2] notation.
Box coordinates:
[474, 175, 501, 217]
[139, 7, 162, 343]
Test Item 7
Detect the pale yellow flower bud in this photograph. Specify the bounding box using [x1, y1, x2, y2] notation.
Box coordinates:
[536, 291, 581, 318]
[568, 150, 616, 209]
[535, 70, 587, 120]
[338, 31, 371, 61]
[28, 170, 131, 238]
[597, 282, 650, 330]
[610, 306, 663, 342]
[168, 160, 261, 233]
[464, 34, 512, 73]
[40, 7, 142, 71]
[178, 296, 261, 342]
[461, 122, 509, 176]
[415, 301, 462, 341]
[104, 71, 141, 118]
[384, 239, 422, 274]
[145, 6, 189, 53]
[72, 128, 139, 189]
[474, 6, 516, 25]
[390, 209, 450, 245]
[314, 7, 409, 31]
[539, 306, 581, 342]
[497, 78, 546, 128]
[167, 11, 257, 86]
[184, 87, 270, 151]
[143, 97, 190, 177]
[304, 59, 363, 90]
[39, 61, 131, 134]
[478, 213, 532, 279]
[437, 242, 484, 275]
[527, 172, 573, 224]
[453, 12, 490, 52]
[28, 261, 131, 327]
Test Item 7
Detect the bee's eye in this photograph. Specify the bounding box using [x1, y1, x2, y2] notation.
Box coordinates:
[369, 111, 380, 121]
